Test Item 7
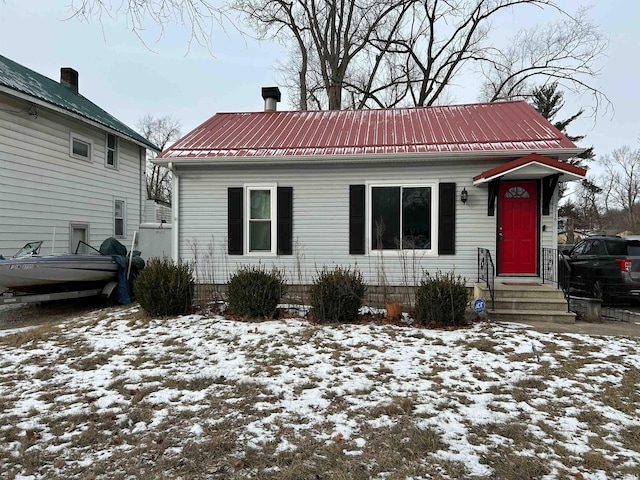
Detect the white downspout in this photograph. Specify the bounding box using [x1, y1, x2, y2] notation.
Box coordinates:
[140, 147, 145, 227]
[169, 162, 179, 262]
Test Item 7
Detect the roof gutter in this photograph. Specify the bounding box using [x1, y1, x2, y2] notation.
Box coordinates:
[152, 147, 586, 167]
[0, 86, 161, 153]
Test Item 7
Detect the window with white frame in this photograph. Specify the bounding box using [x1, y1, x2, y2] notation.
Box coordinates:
[106, 133, 118, 168]
[370, 184, 435, 251]
[114, 199, 125, 237]
[69, 133, 93, 161]
[246, 186, 276, 253]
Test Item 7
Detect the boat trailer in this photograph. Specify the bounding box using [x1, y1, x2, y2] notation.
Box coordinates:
[0, 282, 118, 306]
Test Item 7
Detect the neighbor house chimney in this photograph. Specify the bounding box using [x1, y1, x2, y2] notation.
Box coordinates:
[60, 67, 79, 94]
[261, 86, 281, 112]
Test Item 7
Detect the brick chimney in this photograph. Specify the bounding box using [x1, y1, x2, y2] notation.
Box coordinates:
[60, 68, 79, 94]
[261, 86, 281, 112]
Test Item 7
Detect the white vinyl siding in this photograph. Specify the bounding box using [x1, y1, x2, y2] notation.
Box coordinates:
[0, 93, 142, 254]
[175, 160, 523, 286]
[543, 185, 559, 251]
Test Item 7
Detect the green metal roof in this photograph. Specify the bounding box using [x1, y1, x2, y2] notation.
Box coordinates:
[0, 55, 160, 152]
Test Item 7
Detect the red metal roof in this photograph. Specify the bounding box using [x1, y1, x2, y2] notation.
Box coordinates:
[473, 153, 587, 184]
[160, 101, 577, 159]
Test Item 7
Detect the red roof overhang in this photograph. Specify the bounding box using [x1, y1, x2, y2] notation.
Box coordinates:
[473, 153, 587, 186]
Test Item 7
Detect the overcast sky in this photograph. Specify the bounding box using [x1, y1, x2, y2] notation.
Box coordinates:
[1, 0, 638, 170]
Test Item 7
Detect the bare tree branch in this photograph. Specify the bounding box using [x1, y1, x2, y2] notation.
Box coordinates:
[138, 114, 182, 202]
[479, 6, 610, 115]
[72, 0, 610, 114]
[68, 0, 229, 53]
[233, 0, 609, 112]
[599, 146, 640, 231]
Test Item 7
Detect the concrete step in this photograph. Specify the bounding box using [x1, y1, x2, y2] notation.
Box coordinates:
[476, 284, 566, 300]
[488, 309, 576, 324]
[475, 282, 572, 323]
[492, 297, 569, 312]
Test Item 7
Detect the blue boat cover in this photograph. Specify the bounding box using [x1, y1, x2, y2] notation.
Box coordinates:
[113, 255, 130, 304]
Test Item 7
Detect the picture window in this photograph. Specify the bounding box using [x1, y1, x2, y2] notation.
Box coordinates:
[370, 184, 435, 251]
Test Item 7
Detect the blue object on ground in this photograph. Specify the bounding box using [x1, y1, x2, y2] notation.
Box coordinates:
[112, 256, 131, 304]
[473, 298, 485, 314]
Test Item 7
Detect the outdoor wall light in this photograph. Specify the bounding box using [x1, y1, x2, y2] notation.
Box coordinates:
[460, 187, 468, 204]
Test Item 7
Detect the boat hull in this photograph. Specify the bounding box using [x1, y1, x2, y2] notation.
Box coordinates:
[0, 255, 119, 294]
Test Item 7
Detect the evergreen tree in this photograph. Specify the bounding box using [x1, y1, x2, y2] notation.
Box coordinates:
[530, 82, 594, 166]
[530, 83, 595, 200]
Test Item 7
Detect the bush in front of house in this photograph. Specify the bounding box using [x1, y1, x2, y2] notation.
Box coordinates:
[310, 266, 367, 322]
[226, 265, 287, 319]
[414, 270, 468, 327]
[134, 257, 195, 316]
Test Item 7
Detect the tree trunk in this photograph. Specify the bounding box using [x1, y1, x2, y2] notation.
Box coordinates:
[328, 82, 342, 110]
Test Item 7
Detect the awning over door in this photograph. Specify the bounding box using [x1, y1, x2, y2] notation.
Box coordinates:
[473, 153, 587, 186]
[473, 153, 587, 216]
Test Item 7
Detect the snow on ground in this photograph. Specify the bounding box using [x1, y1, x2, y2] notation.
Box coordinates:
[0, 306, 639, 479]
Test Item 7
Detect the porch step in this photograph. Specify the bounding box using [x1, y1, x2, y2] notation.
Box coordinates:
[492, 297, 569, 311]
[475, 282, 575, 324]
[489, 284, 566, 300]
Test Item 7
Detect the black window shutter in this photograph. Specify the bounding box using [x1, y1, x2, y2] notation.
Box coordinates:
[438, 183, 456, 255]
[349, 185, 366, 254]
[228, 187, 243, 255]
[277, 187, 293, 255]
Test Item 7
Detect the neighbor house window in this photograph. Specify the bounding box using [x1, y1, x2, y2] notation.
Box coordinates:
[106, 133, 118, 168]
[371, 185, 434, 251]
[246, 186, 276, 253]
[114, 199, 125, 237]
[69, 133, 93, 161]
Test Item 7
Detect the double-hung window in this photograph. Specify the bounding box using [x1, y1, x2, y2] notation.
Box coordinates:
[114, 199, 125, 237]
[247, 186, 277, 254]
[228, 185, 292, 256]
[370, 184, 435, 251]
[69, 133, 93, 162]
[106, 133, 118, 168]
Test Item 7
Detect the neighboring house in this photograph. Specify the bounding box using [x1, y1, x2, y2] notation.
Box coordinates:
[142, 199, 172, 224]
[558, 230, 585, 247]
[155, 88, 586, 292]
[138, 199, 173, 261]
[0, 55, 160, 255]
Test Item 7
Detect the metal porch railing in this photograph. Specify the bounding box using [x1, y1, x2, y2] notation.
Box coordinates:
[477, 248, 495, 310]
[541, 247, 571, 312]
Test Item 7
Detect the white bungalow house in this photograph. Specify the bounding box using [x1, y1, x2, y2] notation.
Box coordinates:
[0, 55, 160, 255]
[155, 88, 586, 321]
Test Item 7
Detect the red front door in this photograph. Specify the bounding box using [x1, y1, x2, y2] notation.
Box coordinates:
[498, 181, 537, 275]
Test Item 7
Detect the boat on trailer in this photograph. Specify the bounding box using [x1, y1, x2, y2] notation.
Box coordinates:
[0, 240, 119, 295]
